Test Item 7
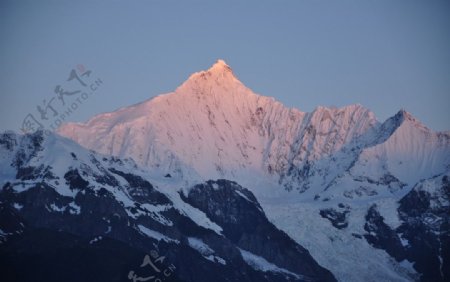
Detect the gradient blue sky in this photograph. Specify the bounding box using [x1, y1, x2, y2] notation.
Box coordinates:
[1, 0, 449, 132]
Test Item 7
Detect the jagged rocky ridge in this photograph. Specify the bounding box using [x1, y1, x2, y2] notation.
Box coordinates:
[0, 131, 336, 282]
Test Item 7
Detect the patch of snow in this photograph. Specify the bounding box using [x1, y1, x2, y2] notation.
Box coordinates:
[12, 182, 35, 193]
[375, 198, 402, 229]
[47, 202, 80, 215]
[399, 234, 409, 247]
[89, 236, 102, 244]
[52, 181, 79, 198]
[239, 248, 301, 279]
[159, 182, 223, 235]
[50, 203, 66, 213]
[133, 203, 173, 226]
[187, 237, 227, 265]
[137, 224, 179, 244]
[69, 202, 81, 215]
[187, 237, 214, 254]
[234, 190, 252, 202]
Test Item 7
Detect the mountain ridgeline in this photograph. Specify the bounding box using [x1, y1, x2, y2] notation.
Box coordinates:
[57, 60, 449, 194]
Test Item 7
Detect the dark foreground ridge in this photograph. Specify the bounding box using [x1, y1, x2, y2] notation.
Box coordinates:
[0, 131, 336, 282]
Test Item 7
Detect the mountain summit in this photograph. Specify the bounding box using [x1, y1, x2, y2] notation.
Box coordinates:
[175, 59, 243, 96]
[210, 59, 231, 71]
[186, 59, 234, 80]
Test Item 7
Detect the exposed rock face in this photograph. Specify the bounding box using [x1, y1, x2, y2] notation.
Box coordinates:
[363, 205, 406, 261]
[362, 174, 450, 282]
[320, 207, 350, 230]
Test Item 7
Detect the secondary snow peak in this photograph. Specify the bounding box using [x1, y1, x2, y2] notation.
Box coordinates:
[390, 109, 428, 132]
[396, 109, 415, 122]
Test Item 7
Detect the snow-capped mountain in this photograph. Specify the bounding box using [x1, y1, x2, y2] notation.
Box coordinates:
[57, 60, 449, 194]
[10, 60, 450, 281]
[57, 60, 380, 186]
[0, 131, 336, 282]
